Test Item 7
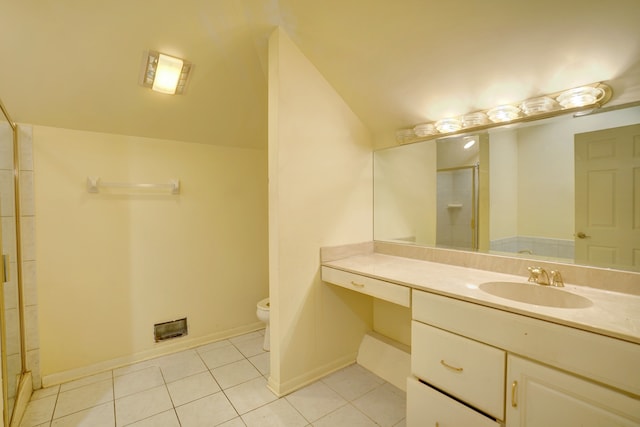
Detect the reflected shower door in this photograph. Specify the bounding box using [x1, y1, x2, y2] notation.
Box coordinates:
[436, 166, 479, 250]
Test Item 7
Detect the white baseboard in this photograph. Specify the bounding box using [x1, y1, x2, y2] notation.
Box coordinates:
[267, 353, 356, 397]
[42, 322, 264, 388]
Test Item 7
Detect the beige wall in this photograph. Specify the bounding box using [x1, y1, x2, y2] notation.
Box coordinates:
[374, 141, 436, 245]
[268, 28, 374, 395]
[34, 126, 268, 383]
[489, 129, 519, 240]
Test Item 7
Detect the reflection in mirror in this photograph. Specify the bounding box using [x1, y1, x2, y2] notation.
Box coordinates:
[374, 104, 640, 272]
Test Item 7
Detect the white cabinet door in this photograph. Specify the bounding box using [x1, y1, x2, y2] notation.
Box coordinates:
[506, 355, 640, 427]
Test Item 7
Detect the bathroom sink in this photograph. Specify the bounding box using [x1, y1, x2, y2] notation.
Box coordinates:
[478, 281, 593, 308]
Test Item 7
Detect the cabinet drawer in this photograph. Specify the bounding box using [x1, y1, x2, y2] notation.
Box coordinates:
[412, 321, 505, 419]
[321, 266, 410, 307]
[407, 376, 502, 427]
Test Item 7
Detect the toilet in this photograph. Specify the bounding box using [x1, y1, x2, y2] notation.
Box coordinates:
[256, 297, 270, 351]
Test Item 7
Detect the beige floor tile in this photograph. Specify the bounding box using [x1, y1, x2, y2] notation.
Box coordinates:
[285, 381, 347, 422]
[114, 366, 164, 399]
[224, 377, 278, 414]
[241, 398, 308, 427]
[127, 409, 181, 426]
[51, 401, 114, 427]
[175, 392, 238, 426]
[166, 371, 220, 407]
[312, 404, 377, 427]
[199, 345, 245, 370]
[211, 359, 261, 389]
[352, 384, 406, 427]
[248, 352, 270, 376]
[322, 364, 385, 401]
[20, 394, 57, 427]
[115, 385, 173, 426]
[54, 379, 113, 419]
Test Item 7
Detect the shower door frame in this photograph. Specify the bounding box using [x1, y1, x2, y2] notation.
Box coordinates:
[0, 98, 27, 427]
[436, 164, 480, 251]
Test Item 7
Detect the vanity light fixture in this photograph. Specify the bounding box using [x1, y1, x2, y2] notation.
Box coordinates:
[520, 96, 559, 116]
[435, 117, 462, 133]
[142, 50, 192, 95]
[462, 112, 489, 128]
[487, 105, 521, 123]
[556, 86, 605, 109]
[396, 82, 611, 144]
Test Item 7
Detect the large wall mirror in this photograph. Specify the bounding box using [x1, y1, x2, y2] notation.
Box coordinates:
[374, 103, 640, 273]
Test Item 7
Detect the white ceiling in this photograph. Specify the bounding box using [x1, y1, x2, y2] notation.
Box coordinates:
[1, 0, 639, 149]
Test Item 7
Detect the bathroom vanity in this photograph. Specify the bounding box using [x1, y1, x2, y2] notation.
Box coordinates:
[321, 250, 640, 426]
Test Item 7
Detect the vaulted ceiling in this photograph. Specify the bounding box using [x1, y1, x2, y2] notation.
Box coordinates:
[1, 0, 639, 149]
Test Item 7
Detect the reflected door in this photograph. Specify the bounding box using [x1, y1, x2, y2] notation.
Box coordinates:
[575, 124, 640, 269]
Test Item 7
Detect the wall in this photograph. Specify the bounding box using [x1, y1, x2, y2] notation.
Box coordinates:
[489, 129, 519, 241]
[374, 141, 436, 244]
[34, 126, 268, 384]
[268, 28, 373, 395]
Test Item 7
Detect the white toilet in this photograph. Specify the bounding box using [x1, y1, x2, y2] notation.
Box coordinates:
[256, 297, 270, 351]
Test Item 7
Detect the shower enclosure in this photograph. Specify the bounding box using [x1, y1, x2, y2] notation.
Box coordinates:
[0, 97, 27, 426]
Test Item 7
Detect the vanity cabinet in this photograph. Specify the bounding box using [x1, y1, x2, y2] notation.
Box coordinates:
[409, 289, 640, 427]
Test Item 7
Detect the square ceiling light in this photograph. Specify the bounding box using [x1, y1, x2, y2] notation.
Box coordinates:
[142, 51, 192, 95]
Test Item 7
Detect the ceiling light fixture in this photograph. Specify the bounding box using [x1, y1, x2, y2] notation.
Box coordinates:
[142, 51, 192, 95]
[395, 82, 611, 144]
[463, 137, 477, 150]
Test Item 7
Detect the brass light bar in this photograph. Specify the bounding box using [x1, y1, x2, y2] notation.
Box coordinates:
[397, 83, 612, 145]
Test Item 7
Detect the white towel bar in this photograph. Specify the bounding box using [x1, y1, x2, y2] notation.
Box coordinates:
[87, 177, 180, 195]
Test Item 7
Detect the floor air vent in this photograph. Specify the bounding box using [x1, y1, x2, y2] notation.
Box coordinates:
[154, 317, 188, 342]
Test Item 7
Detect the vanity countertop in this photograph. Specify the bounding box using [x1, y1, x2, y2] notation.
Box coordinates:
[323, 253, 640, 345]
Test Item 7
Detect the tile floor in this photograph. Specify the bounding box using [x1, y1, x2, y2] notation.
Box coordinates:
[20, 330, 407, 426]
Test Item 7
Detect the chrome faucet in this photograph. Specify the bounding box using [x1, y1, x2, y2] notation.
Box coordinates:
[527, 266, 550, 285]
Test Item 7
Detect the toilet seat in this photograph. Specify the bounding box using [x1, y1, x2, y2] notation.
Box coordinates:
[257, 297, 270, 310]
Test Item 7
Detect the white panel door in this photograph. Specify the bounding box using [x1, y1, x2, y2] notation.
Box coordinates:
[575, 123, 640, 269]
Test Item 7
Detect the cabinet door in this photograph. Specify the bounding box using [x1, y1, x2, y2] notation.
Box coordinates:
[506, 355, 640, 427]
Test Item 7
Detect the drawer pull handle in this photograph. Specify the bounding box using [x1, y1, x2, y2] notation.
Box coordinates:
[440, 359, 463, 372]
[350, 281, 365, 288]
[511, 380, 518, 408]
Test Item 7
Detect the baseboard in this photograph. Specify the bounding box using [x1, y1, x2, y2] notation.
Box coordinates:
[357, 331, 411, 391]
[10, 371, 32, 427]
[267, 352, 357, 397]
[42, 322, 264, 388]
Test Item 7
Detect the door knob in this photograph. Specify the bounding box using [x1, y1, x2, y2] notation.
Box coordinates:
[576, 232, 591, 239]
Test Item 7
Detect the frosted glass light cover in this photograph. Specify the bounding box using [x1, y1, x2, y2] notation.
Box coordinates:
[435, 118, 462, 133]
[487, 105, 520, 123]
[556, 86, 604, 108]
[413, 123, 437, 137]
[152, 54, 184, 94]
[520, 97, 559, 116]
[462, 112, 488, 128]
[396, 129, 415, 143]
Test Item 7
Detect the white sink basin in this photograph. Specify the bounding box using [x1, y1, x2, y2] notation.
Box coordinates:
[479, 281, 593, 309]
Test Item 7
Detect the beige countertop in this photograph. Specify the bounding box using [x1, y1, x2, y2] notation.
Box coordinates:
[323, 253, 640, 345]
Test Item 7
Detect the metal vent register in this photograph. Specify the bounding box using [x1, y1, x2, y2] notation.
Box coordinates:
[154, 317, 188, 342]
